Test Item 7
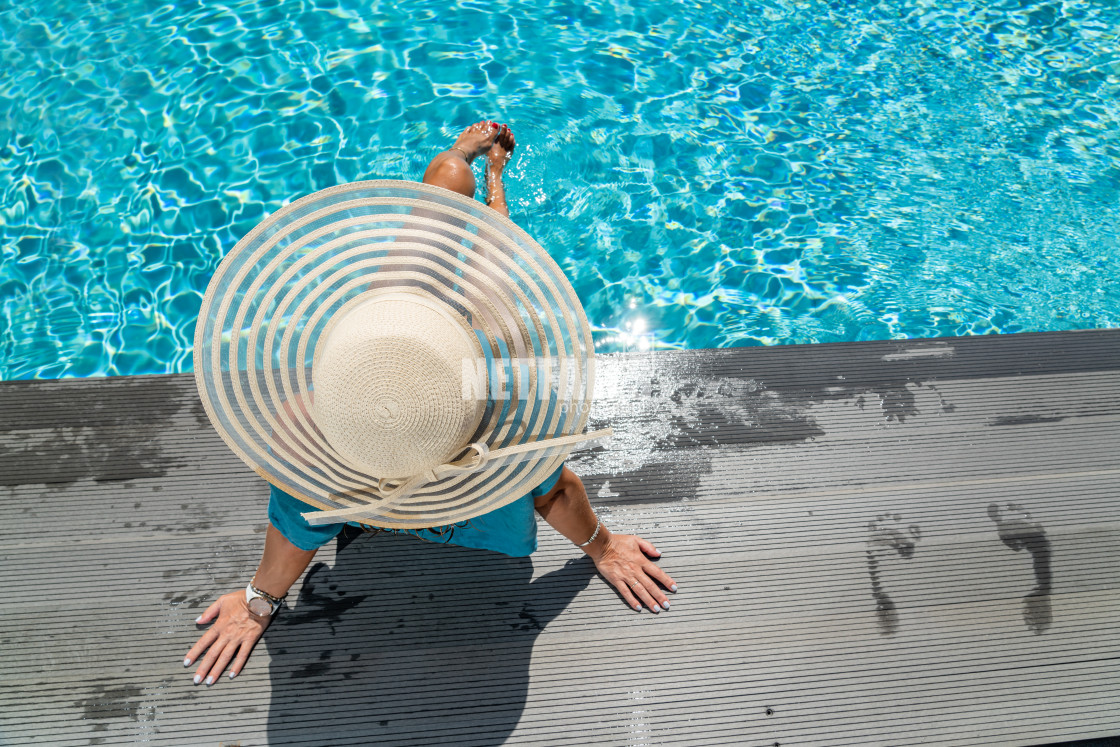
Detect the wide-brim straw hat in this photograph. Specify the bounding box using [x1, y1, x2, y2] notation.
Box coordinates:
[195, 180, 611, 529]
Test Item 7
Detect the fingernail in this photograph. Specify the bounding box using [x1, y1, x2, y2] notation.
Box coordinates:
[650, 605, 660, 613]
[634, 604, 642, 611]
[193, 675, 201, 685]
[653, 547, 661, 554]
[194, 616, 203, 624]
[229, 671, 237, 679]
[205, 676, 214, 686]
[661, 601, 671, 610]
[670, 584, 678, 592]
[183, 658, 191, 667]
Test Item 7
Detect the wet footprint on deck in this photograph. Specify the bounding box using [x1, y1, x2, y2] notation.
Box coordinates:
[987, 502, 1052, 635]
[866, 513, 922, 636]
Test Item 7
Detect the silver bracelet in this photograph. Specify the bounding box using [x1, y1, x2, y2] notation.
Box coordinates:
[577, 516, 601, 547]
[449, 146, 471, 161]
[249, 578, 286, 603]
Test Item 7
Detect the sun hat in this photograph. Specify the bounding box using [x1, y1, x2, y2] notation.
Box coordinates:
[194, 179, 611, 529]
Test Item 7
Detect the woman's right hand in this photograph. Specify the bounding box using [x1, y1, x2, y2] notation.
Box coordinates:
[183, 590, 271, 686]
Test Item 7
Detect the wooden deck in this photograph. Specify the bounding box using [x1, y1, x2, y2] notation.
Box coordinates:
[1, 329, 1118, 746]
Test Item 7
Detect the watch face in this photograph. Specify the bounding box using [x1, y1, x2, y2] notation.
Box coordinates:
[247, 596, 273, 617]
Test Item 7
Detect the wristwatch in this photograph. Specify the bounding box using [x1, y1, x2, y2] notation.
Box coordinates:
[245, 581, 285, 618]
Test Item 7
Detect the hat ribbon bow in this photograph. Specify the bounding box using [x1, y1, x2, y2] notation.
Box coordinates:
[302, 428, 613, 525]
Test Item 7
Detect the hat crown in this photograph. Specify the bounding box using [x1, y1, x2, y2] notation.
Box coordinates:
[311, 293, 486, 478]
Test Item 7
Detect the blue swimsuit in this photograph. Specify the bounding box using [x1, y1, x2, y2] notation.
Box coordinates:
[268, 463, 562, 557]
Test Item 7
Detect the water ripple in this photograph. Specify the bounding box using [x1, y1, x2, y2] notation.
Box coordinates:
[1, 0, 1119, 378]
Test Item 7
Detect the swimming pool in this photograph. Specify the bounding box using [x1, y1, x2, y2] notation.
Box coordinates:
[1, 0, 1118, 380]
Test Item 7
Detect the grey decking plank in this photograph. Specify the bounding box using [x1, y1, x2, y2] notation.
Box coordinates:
[8, 604, 1120, 743]
[1, 329, 1118, 746]
[4, 407, 1119, 536]
[3, 527, 1117, 659]
[4, 491, 1119, 608]
[14, 662, 1118, 746]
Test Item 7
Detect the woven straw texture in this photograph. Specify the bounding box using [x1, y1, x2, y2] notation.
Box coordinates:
[312, 293, 487, 479]
[194, 180, 595, 529]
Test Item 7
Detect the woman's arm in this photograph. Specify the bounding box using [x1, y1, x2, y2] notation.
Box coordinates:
[183, 524, 317, 685]
[535, 467, 677, 613]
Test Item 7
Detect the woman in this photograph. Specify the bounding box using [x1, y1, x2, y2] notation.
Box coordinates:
[184, 121, 677, 687]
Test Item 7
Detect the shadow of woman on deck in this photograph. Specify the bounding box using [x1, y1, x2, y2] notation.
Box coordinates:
[264, 530, 593, 745]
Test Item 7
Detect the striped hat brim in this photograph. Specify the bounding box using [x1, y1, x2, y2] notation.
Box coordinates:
[194, 180, 603, 529]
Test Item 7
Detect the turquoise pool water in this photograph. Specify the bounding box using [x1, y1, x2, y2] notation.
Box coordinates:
[1, 0, 1118, 379]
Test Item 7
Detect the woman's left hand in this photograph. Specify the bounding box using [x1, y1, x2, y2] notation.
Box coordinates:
[589, 533, 677, 613]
